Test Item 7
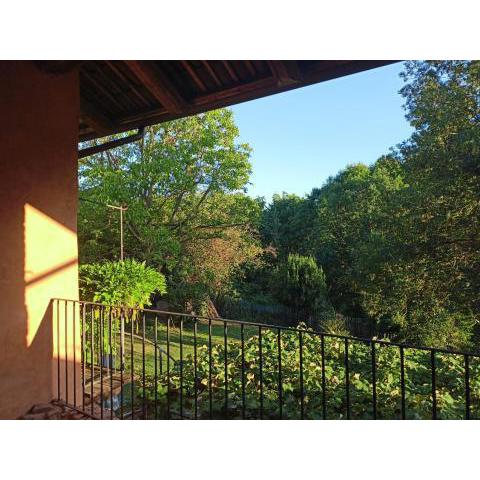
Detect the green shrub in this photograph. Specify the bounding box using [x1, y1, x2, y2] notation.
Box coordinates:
[319, 315, 350, 336]
[79, 259, 167, 308]
[272, 254, 331, 327]
[79, 260, 167, 357]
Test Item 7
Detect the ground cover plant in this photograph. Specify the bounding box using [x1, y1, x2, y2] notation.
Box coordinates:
[94, 318, 480, 420]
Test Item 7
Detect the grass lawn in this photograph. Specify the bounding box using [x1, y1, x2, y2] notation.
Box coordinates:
[111, 318, 259, 381]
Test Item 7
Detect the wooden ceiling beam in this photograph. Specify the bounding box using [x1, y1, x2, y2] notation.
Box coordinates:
[244, 60, 256, 77]
[202, 61, 222, 88]
[124, 61, 186, 114]
[181, 61, 207, 92]
[80, 98, 116, 137]
[105, 61, 151, 108]
[267, 61, 302, 86]
[222, 60, 238, 83]
[192, 77, 276, 107]
[81, 69, 127, 112]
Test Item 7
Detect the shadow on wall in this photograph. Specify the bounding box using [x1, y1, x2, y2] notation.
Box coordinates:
[0, 204, 80, 419]
[24, 204, 80, 412]
[0, 60, 80, 419]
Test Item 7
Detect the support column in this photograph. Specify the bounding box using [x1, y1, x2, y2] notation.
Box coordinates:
[0, 61, 80, 418]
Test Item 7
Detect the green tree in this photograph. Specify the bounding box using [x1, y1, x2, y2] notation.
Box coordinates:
[79, 109, 261, 311]
[358, 61, 480, 348]
[305, 158, 405, 316]
[260, 193, 310, 258]
[272, 254, 331, 326]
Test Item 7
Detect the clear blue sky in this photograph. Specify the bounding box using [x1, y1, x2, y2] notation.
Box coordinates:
[231, 62, 413, 201]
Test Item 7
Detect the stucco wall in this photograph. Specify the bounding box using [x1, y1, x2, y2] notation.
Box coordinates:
[0, 61, 80, 418]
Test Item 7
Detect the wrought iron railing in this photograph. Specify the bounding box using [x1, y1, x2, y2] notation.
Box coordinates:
[53, 299, 480, 420]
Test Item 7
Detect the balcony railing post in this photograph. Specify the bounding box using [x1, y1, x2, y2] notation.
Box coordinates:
[465, 354, 471, 420]
[120, 313, 125, 371]
[120, 309, 124, 419]
[431, 350, 437, 420]
[277, 328, 283, 420]
[73, 301, 77, 408]
[65, 300, 69, 405]
[371, 341, 377, 420]
[100, 305, 104, 419]
[56, 300, 60, 401]
[224, 321, 228, 418]
[241, 323, 246, 420]
[130, 310, 134, 419]
[180, 318, 184, 419]
[81, 303, 86, 412]
[321, 334, 326, 420]
[109, 306, 114, 420]
[90, 304, 94, 417]
[400, 346, 406, 420]
[259, 326, 264, 419]
[142, 312, 146, 419]
[154, 315, 158, 420]
[299, 330, 304, 420]
[167, 316, 171, 419]
[208, 318, 212, 419]
[193, 318, 198, 420]
[345, 338, 350, 420]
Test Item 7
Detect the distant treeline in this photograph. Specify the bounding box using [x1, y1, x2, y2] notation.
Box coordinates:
[245, 61, 479, 350]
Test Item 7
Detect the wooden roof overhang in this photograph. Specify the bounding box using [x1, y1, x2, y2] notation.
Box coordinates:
[52, 60, 395, 141]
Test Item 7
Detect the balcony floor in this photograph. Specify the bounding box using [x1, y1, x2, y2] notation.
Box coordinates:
[19, 400, 98, 420]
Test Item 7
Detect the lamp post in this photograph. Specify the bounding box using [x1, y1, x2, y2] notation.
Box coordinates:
[106, 203, 128, 372]
[106, 204, 128, 261]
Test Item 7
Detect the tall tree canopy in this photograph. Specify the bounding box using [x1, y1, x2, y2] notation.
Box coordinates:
[79, 109, 262, 312]
[256, 61, 480, 348]
[260, 193, 309, 259]
[357, 61, 480, 347]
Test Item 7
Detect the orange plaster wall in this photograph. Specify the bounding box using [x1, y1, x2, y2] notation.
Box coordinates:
[0, 61, 80, 418]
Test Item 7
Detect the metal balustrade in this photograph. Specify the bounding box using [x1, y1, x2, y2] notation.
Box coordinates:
[53, 298, 480, 420]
